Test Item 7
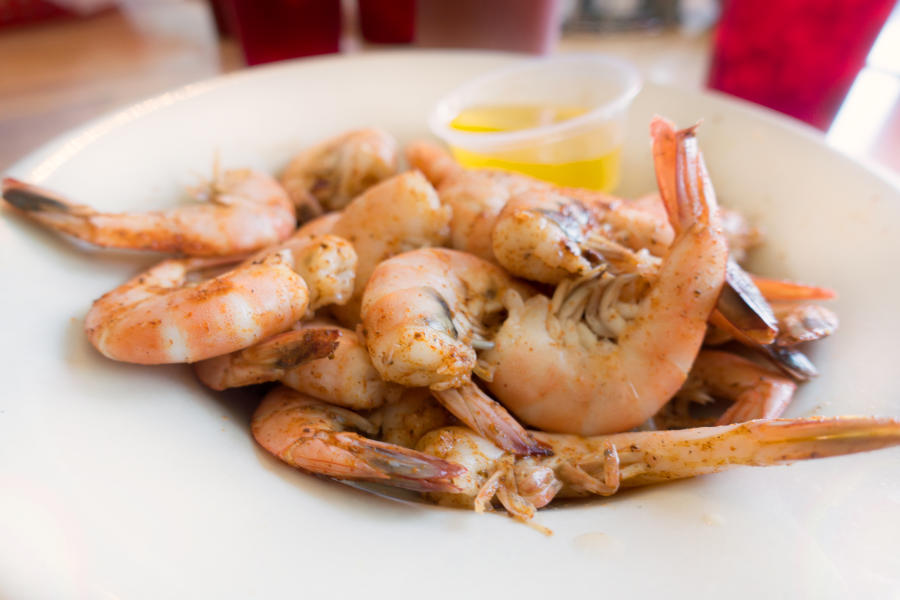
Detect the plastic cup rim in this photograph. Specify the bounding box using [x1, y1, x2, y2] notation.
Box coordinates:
[428, 53, 642, 151]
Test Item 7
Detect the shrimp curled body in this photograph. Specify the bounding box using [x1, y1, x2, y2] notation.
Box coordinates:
[85, 252, 309, 364]
[361, 247, 548, 455]
[481, 119, 729, 435]
[87, 234, 357, 365]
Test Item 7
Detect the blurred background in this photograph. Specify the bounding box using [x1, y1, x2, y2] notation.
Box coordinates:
[1, 0, 898, 174]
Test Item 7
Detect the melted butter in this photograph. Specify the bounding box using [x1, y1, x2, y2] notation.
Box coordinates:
[449, 104, 589, 132]
[448, 104, 621, 191]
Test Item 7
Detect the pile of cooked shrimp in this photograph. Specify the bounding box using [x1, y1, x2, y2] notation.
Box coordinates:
[4, 117, 900, 531]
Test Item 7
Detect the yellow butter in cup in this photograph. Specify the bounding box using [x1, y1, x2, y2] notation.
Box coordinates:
[449, 103, 621, 190]
[430, 56, 640, 192]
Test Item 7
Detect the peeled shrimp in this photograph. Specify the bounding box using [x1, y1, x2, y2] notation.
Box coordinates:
[2, 169, 296, 256]
[326, 171, 451, 326]
[252, 386, 463, 493]
[419, 417, 900, 525]
[195, 321, 400, 411]
[361, 247, 547, 455]
[282, 171, 451, 326]
[280, 128, 398, 221]
[479, 118, 729, 435]
[86, 234, 356, 364]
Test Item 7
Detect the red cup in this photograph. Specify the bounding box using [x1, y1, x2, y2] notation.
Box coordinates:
[223, 0, 342, 66]
[358, 0, 415, 44]
[707, 0, 895, 130]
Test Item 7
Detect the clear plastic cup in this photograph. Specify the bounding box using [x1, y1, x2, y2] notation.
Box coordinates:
[429, 54, 641, 191]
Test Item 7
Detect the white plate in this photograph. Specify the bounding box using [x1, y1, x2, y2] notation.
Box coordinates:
[2, 52, 899, 600]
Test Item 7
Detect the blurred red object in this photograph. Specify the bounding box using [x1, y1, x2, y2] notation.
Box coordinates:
[708, 0, 896, 130]
[0, 0, 73, 28]
[223, 0, 341, 66]
[358, 0, 414, 44]
[414, 0, 561, 54]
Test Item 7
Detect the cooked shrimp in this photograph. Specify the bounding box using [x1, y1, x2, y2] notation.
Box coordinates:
[87, 234, 356, 365]
[285, 171, 451, 326]
[252, 386, 464, 493]
[708, 262, 839, 381]
[672, 349, 797, 425]
[771, 302, 839, 346]
[361, 247, 548, 455]
[569, 191, 759, 264]
[193, 325, 338, 388]
[278, 322, 400, 410]
[707, 300, 838, 349]
[370, 388, 454, 449]
[2, 169, 296, 256]
[491, 186, 763, 298]
[406, 140, 542, 262]
[416, 427, 555, 533]
[492, 185, 758, 287]
[648, 125, 772, 354]
[491, 188, 664, 284]
[408, 141, 673, 272]
[85, 252, 309, 364]
[269, 233, 357, 312]
[479, 118, 729, 435]
[419, 416, 900, 525]
[652, 127, 821, 381]
[195, 321, 401, 411]
[737, 276, 837, 346]
[280, 128, 398, 221]
[326, 171, 451, 326]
